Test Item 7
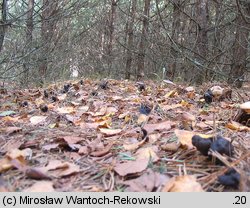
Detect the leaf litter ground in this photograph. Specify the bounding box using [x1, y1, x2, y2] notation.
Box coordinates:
[0, 79, 249, 192]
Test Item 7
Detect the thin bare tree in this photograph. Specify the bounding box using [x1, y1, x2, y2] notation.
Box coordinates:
[137, 0, 151, 80]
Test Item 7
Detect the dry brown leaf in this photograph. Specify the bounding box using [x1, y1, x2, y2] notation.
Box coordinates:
[162, 175, 204, 192]
[175, 129, 212, 149]
[44, 160, 80, 178]
[0, 149, 28, 173]
[1, 139, 22, 153]
[148, 133, 161, 143]
[137, 114, 148, 125]
[136, 147, 159, 162]
[57, 94, 67, 101]
[174, 129, 194, 149]
[165, 90, 177, 98]
[61, 136, 84, 144]
[80, 122, 99, 129]
[88, 137, 104, 151]
[53, 163, 80, 177]
[162, 104, 182, 111]
[42, 143, 60, 151]
[30, 116, 47, 125]
[44, 160, 69, 171]
[93, 106, 107, 116]
[23, 181, 55, 192]
[65, 114, 76, 123]
[144, 121, 173, 134]
[196, 122, 209, 130]
[114, 159, 149, 176]
[78, 146, 90, 155]
[2, 127, 22, 134]
[111, 96, 123, 101]
[0, 158, 13, 173]
[106, 106, 118, 114]
[161, 143, 180, 152]
[185, 86, 195, 92]
[123, 137, 147, 151]
[90, 142, 114, 157]
[99, 128, 122, 136]
[226, 121, 250, 131]
[25, 168, 51, 180]
[123, 169, 170, 192]
[56, 107, 75, 114]
[181, 112, 196, 121]
[2, 116, 19, 122]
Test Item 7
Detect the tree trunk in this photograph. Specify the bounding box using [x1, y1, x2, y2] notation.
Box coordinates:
[193, 0, 208, 84]
[39, 0, 59, 85]
[26, 0, 34, 43]
[137, 0, 151, 80]
[228, 1, 250, 88]
[169, 0, 182, 80]
[106, 0, 117, 74]
[125, 0, 137, 79]
[0, 0, 7, 52]
[209, 0, 222, 80]
[22, 0, 35, 86]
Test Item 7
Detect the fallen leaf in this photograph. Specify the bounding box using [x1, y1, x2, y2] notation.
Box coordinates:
[80, 122, 99, 129]
[162, 175, 204, 192]
[90, 142, 114, 157]
[144, 121, 173, 134]
[226, 121, 250, 131]
[123, 169, 170, 192]
[44, 160, 80, 178]
[0, 158, 14, 173]
[44, 160, 68, 171]
[111, 96, 123, 101]
[0, 110, 16, 117]
[114, 147, 159, 176]
[175, 129, 212, 149]
[137, 114, 148, 125]
[148, 133, 161, 143]
[78, 105, 89, 113]
[61, 136, 84, 144]
[0, 149, 28, 173]
[78, 146, 90, 155]
[25, 168, 51, 180]
[99, 128, 122, 136]
[114, 159, 149, 177]
[57, 94, 67, 101]
[165, 90, 177, 98]
[23, 181, 55, 192]
[56, 107, 75, 114]
[1, 127, 22, 134]
[30, 116, 47, 125]
[42, 143, 60, 151]
[1, 139, 22, 153]
[161, 143, 180, 152]
[2, 116, 19, 122]
[185, 86, 195, 92]
[136, 147, 159, 162]
[52, 162, 80, 177]
[94, 106, 107, 116]
[123, 137, 147, 151]
[106, 106, 118, 114]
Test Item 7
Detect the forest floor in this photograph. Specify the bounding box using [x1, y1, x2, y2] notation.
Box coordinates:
[0, 79, 249, 192]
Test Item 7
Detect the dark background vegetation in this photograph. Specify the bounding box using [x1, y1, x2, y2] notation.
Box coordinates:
[0, 0, 250, 87]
